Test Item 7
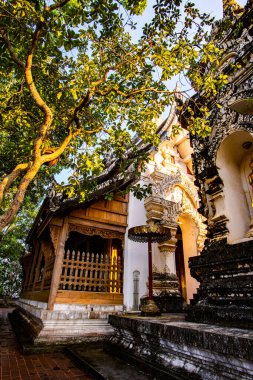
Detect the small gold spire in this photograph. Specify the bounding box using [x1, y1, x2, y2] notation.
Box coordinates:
[223, 0, 244, 16]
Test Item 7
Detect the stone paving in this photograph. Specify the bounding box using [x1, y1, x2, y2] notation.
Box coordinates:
[0, 308, 94, 380]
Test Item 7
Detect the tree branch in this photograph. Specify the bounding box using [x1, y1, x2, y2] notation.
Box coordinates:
[45, 0, 71, 12]
[91, 67, 116, 88]
[41, 129, 79, 164]
[0, 163, 41, 230]
[0, 32, 25, 69]
[0, 163, 30, 206]
[24, 22, 53, 158]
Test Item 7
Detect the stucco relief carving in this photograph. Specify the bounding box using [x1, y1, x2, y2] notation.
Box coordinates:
[179, 173, 199, 207]
[145, 169, 206, 254]
[149, 169, 199, 203]
[180, 192, 207, 253]
[68, 223, 124, 241]
[160, 199, 181, 226]
[159, 171, 182, 195]
[149, 170, 181, 198]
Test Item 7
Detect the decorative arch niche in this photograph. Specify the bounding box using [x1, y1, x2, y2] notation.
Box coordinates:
[216, 129, 253, 242]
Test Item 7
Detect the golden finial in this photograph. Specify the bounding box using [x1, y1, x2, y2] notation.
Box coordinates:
[223, 0, 244, 16]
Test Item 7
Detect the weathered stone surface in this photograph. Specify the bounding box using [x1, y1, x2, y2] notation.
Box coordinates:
[188, 239, 253, 328]
[108, 314, 253, 380]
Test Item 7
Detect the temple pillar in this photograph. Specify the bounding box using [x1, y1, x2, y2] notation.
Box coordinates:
[158, 225, 177, 273]
[47, 217, 69, 310]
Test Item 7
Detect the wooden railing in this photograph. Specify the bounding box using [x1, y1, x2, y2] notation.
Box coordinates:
[59, 250, 123, 293]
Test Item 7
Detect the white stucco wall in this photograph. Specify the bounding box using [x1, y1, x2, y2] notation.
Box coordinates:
[216, 130, 253, 242]
[179, 215, 199, 303]
[123, 187, 149, 310]
[123, 178, 171, 310]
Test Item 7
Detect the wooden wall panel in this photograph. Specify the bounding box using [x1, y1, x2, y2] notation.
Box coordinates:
[69, 197, 129, 227]
[20, 290, 50, 303]
[55, 290, 123, 305]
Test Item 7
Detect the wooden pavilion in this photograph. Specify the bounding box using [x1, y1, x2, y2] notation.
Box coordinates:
[16, 183, 131, 344]
[21, 194, 128, 307]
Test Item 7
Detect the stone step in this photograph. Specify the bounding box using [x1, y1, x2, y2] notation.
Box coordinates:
[67, 344, 154, 380]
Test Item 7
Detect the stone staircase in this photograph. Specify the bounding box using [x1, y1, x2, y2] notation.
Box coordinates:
[66, 343, 155, 380]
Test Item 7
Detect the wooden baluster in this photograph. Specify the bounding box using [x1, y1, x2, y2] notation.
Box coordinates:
[74, 251, 80, 290]
[86, 252, 90, 291]
[100, 254, 104, 292]
[63, 250, 70, 290]
[108, 254, 112, 293]
[80, 251, 85, 290]
[69, 250, 75, 290]
[82, 250, 86, 289]
[91, 252, 95, 291]
[117, 256, 121, 293]
[112, 255, 116, 293]
[105, 254, 109, 292]
[94, 253, 99, 291]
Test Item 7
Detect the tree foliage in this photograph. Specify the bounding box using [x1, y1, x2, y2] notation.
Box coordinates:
[0, 201, 38, 300]
[0, 0, 227, 231]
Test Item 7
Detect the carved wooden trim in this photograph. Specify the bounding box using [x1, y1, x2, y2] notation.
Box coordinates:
[50, 225, 61, 254]
[68, 223, 125, 241]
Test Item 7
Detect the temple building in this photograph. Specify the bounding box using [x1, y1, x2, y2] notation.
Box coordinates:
[15, 94, 205, 343]
[13, 1, 253, 378]
[124, 103, 206, 311]
[106, 3, 253, 379]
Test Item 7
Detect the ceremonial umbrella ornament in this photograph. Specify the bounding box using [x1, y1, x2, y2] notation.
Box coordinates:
[128, 222, 171, 316]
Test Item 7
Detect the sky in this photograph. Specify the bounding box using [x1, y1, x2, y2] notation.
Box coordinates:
[142, 0, 247, 21]
[133, 0, 248, 40]
[181, 0, 247, 18]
